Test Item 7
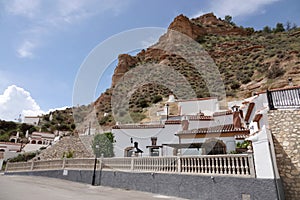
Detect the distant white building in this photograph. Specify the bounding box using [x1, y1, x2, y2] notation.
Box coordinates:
[29, 132, 55, 145]
[23, 116, 41, 126]
[0, 142, 22, 161]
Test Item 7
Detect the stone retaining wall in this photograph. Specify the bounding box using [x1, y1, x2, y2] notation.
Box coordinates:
[5, 169, 279, 200]
[268, 110, 300, 199]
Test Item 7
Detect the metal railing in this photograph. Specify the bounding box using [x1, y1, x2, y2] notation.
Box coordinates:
[267, 87, 300, 110]
[5, 154, 255, 178]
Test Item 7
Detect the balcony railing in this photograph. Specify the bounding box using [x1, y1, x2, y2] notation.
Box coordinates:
[5, 154, 255, 178]
[267, 87, 300, 110]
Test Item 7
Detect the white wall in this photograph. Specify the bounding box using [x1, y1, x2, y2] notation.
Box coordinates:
[178, 99, 219, 115]
[247, 126, 275, 179]
[188, 120, 214, 130]
[113, 124, 182, 157]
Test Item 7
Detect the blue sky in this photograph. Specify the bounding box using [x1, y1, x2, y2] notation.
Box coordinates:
[0, 0, 299, 121]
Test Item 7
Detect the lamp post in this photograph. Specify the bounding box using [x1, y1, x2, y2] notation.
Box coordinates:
[92, 144, 99, 185]
[165, 103, 169, 120]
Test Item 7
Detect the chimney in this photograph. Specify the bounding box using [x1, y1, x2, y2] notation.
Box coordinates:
[197, 110, 204, 116]
[151, 137, 157, 146]
[181, 118, 189, 130]
[232, 105, 241, 129]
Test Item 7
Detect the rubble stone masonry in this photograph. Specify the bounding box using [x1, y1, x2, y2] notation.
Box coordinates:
[268, 110, 300, 199]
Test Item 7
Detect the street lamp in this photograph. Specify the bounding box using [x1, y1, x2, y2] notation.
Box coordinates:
[92, 144, 99, 185]
[165, 103, 169, 120]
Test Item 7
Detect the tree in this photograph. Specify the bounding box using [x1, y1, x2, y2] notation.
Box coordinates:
[285, 21, 291, 31]
[224, 15, 232, 24]
[291, 23, 298, 30]
[92, 132, 114, 157]
[224, 15, 235, 26]
[263, 26, 272, 33]
[273, 23, 285, 33]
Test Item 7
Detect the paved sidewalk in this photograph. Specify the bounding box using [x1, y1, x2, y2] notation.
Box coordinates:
[0, 175, 186, 200]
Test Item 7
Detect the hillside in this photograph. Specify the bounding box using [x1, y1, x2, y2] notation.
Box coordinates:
[40, 13, 300, 131]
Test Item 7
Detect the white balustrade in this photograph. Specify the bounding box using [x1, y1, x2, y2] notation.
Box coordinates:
[5, 154, 255, 178]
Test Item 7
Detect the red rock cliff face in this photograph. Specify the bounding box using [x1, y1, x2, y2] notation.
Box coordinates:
[168, 14, 207, 40]
[111, 54, 138, 87]
[111, 13, 249, 88]
[192, 13, 249, 36]
[94, 12, 256, 124]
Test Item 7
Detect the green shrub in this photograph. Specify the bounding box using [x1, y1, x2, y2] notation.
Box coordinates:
[267, 65, 285, 79]
[230, 81, 241, 90]
[152, 95, 163, 104]
[63, 150, 74, 158]
[9, 152, 37, 163]
[92, 132, 114, 157]
[138, 99, 149, 108]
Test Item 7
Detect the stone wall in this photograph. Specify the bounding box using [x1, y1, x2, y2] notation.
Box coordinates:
[268, 110, 300, 199]
[5, 170, 279, 200]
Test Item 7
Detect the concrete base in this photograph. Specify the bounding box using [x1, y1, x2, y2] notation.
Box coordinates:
[5, 170, 283, 200]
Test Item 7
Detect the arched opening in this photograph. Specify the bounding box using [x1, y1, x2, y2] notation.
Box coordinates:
[203, 138, 226, 155]
[31, 140, 36, 144]
[10, 138, 16, 143]
[124, 146, 134, 157]
[37, 141, 42, 145]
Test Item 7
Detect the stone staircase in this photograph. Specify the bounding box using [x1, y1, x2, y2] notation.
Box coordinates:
[36, 136, 93, 160]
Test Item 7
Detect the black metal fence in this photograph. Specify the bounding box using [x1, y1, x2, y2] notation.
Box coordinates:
[267, 87, 300, 110]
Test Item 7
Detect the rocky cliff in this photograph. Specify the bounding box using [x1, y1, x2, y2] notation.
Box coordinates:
[89, 13, 300, 127]
[42, 13, 300, 129]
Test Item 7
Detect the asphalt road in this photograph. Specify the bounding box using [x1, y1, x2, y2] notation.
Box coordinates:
[0, 174, 186, 200]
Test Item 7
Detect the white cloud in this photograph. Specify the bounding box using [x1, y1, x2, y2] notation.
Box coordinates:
[0, 85, 44, 121]
[5, 0, 40, 18]
[192, 0, 280, 18]
[17, 40, 37, 58]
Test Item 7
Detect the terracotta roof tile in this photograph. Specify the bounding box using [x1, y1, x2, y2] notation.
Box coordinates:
[112, 124, 165, 129]
[165, 120, 182, 125]
[212, 110, 233, 117]
[188, 115, 214, 121]
[177, 124, 249, 135]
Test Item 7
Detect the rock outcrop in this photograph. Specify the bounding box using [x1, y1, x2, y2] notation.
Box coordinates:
[191, 13, 249, 36]
[36, 136, 93, 160]
[111, 54, 138, 88]
[86, 12, 300, 127]
[168, 14, 207, 40]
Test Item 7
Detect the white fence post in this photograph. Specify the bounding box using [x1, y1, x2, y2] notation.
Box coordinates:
[130, 156, 134, 171]
[177, 153, 181, 173]
[30, 160, 35, 170]
[248, 154, 256, 177]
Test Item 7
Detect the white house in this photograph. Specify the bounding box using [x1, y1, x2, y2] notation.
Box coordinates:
[112, 97, 248, 157]
[23, 116, 41, 125]
[29, 132, 55, 145]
